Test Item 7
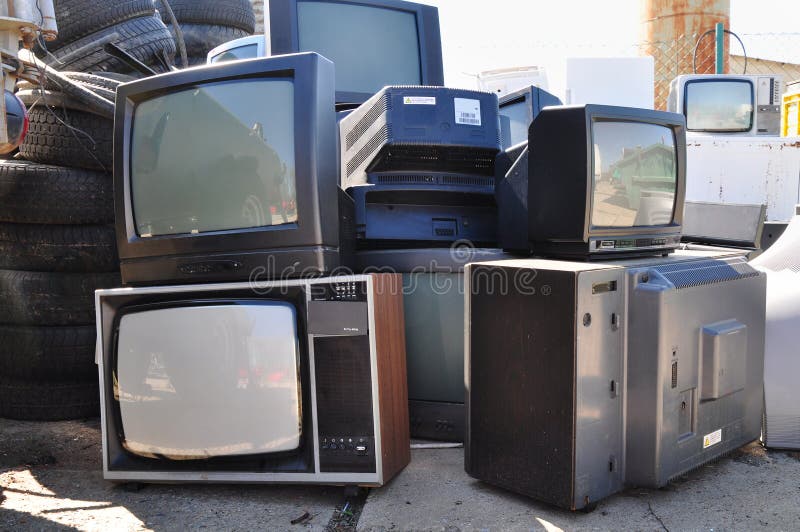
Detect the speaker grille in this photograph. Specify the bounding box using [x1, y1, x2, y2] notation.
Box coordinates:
[314, 336, 374, 437]
[345, 94, 389, 150]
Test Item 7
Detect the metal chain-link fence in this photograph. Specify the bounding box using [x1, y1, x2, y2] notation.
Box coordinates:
[641, 32, 800, 110]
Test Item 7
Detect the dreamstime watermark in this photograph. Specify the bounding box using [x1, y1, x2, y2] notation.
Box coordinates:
[247, 240, 555, 298]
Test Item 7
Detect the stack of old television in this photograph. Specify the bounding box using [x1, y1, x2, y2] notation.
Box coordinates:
[96, 0, 767, 510]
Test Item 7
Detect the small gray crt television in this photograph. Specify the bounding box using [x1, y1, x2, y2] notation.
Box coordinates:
[95, 274, 410, 485]
[667, 74, 783, 136]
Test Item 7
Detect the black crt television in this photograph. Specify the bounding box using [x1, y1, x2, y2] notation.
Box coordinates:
[269, 0, 444, 106]
[95, 274, 410, 485]
[527, 104, 687, 259]
[498, 85, 563, 149]
[114, 53, 354, 286]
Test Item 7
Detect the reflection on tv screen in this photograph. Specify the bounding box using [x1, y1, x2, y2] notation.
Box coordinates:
[591, 121, 677, 228]
[131, 79, 298, 237]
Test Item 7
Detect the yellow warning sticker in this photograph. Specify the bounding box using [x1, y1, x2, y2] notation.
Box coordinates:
[703, 429, 722, 449]
[403, 96, 436, 105]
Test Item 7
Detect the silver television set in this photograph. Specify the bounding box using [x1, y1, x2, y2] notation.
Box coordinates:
[465, 250, 766, 510]
[667, 74, 783, 136]
[95, 274, 410, 485]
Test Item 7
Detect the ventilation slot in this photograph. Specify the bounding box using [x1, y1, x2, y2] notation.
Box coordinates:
[653, 260, 760, 290]
[346, 124, 389, 178]
[671, 361, 678, 389]
[372, 146, 498, 175]
[374, 174, 436, 185]
[440, 175, 494, 187]
[345, 94, 389, 151]
[371, 174, 494, 187]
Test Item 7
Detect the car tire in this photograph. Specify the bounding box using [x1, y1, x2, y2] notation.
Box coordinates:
[46, 0, 157, 49]
[0, 223, 118, 273]
[18, 72, 126, 95]
[0, 270, 120, 326]
[19, 108, 113, 172]
[0, 160, 112, 225]
[0, 378, 99, 421]
[170, 23, 250, 61]
[46, 16, 176, 74]
[163, 0, 256, 34]
[0, 325, 97, 381]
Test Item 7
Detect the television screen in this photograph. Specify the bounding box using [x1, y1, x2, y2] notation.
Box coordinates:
[131, 79, 297, 237]
[591, 121, 677, 228]
[499, 98, 529, 150]
[684, 79, 753, 132]
[116, 302, 301, 459]
[296, 1, 421, 95]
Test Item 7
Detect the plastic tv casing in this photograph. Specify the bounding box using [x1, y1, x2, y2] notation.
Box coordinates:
[339, 85, 501, 246]
[114, 53, 354, 286]
[522, 104, 687, 259]
[95, 274, 410, 485]
[268, 0, 444, 106]
[667, 74, 783, 136]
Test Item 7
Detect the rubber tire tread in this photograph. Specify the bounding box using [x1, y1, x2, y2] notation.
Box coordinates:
[0, 378, 99, 421]
[0, 223, 118, 273]
[163, 0, 256, 34]
[47, 16, 176, 74]
[0, 270, 120, 326]
[18, 72, 125, 93]
[170, 23, 250, 59]
[19, 108, 112, 172]
[0, 160, 112, 225]
[0, 325, 97, 381]
[17, 87, 116, 111]
[48, 0, 156, 48]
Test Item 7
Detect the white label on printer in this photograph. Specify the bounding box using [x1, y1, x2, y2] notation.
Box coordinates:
[703, 429, 722, 449]
[403, 96, 436, 105]
[454, 98, 481, 126]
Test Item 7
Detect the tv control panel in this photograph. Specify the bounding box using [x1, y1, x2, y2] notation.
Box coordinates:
[309, 280, 368, 302]
[320, 436, 371, 456]
[590, 235, 681, 254]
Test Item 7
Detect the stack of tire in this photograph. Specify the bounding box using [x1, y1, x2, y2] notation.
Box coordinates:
[0, 156, 119, 421]
[38, 0, 176, 74]
[161, 0, 256, 67]
[0, 75, 126, 420]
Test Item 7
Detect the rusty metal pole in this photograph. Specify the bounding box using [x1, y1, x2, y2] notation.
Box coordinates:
[640, 0, 730, 109]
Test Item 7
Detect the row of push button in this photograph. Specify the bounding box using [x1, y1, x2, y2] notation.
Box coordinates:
[332, 283, 358, 300]
[321, 437, 369, 454]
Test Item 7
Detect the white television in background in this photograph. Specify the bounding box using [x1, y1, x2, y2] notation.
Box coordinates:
[475, 66, 549, 97]
[207, 35, 268, 64]
[565, 57, 654, 109]
[667, 74, 783, 136]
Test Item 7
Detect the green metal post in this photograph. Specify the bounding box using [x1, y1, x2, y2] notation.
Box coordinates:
[715, 22, 724, 74]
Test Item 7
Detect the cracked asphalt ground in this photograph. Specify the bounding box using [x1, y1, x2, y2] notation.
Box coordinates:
[2, 418, 800, 531]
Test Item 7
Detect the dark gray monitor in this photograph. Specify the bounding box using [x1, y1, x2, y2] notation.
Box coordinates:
[114, 53, 353, 286]
[269, 0, 444, 105]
